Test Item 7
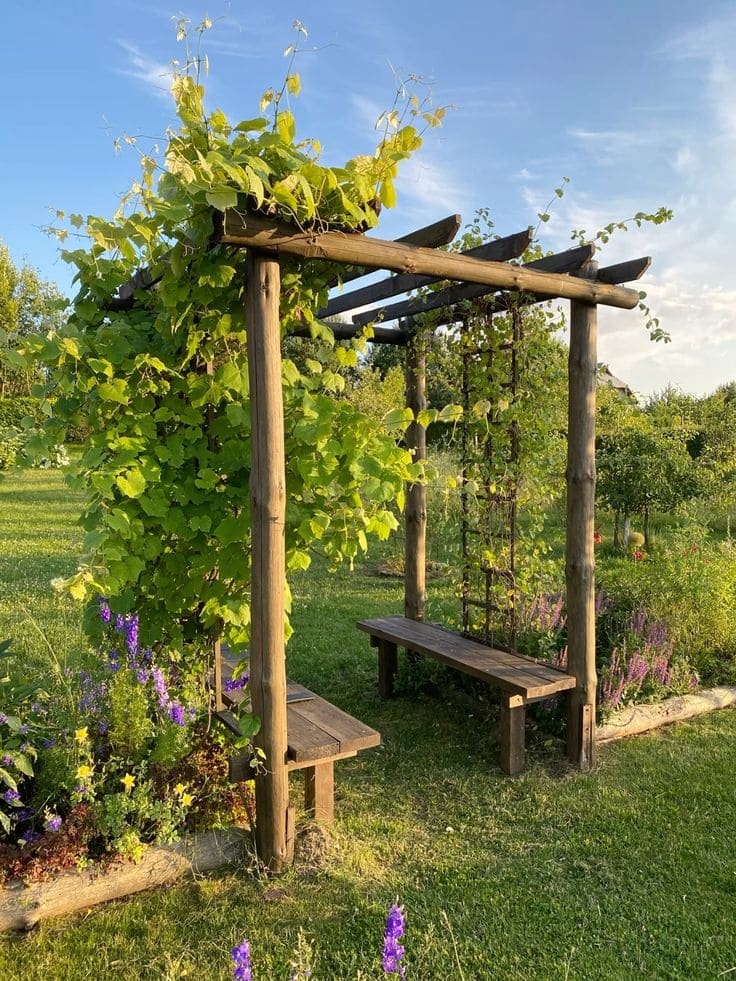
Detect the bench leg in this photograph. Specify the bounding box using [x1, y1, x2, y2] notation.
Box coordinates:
[377, 639, 398, 698]
[304, 761, 335, 825]
[499, 695, 526, 775]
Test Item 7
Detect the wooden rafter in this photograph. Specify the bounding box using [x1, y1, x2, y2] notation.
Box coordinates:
[351, 244, 597, 326]
[320, 228, 533, 319]
[216, 211, 641, 310]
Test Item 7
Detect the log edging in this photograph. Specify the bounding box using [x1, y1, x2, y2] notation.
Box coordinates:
[0, 827, 248, 931]
[597, 686, 736, 744]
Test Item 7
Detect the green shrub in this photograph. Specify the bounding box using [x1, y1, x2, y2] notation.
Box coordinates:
[597, 524, 736, 684]
[0, 396, 42, 429]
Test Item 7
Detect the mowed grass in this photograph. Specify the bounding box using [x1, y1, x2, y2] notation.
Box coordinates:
[1, 467, 736, 979]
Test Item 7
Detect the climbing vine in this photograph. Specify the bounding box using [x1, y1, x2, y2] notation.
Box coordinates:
[19, 21, 447, 651]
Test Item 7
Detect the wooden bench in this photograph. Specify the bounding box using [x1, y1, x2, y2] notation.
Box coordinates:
[215, 655, 380, 824]
[358, 615, 576, 775]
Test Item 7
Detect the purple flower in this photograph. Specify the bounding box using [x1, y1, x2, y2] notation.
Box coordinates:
[2, 788, 21, 804]
[18, 725, 29, 736]
[18, 830, 41, 845]
[224, 672, 250, 693]
[115, 613, 125, 632]
[1, 754, 13, 767]
[231, 940, 252, 981]
[45, 814, 62, 832]
[0, 714, 8, 725]
[383, 903, 406, 978]
[99, 597, 112, 623]
[168, 703, 186, 726]
[137, 668, 150, 685]
[20, 742, 32, 753]
[98, 719, 109, 735]
[17, 807, 35, 821]
[42, 738, 56, 749]
[125, 615, 139, 656]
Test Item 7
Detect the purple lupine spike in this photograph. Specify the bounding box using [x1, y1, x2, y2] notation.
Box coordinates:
[383, 903, 406, 978]
[115, 613, 125, 632]
[125, 615, 139, 656]
[99, 597, 112, 623]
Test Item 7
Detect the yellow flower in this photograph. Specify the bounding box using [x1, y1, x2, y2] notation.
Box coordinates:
[181, 793, 194, 807]
[173, 783, 186, 797]
[74, 727, 88, 743]
[76, 764, 93, 779]
[121, 773, 135, 793]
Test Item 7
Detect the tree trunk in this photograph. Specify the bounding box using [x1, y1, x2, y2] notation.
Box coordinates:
[622, 514, 632, 548]
[643, 507, 650, 548]
[613, 511, 620, 551]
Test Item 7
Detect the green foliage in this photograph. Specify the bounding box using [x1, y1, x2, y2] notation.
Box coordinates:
[19, 25, 439, 650]
[597, 524, 736, 683]
[344, 363, 405, 420]
[0, 241, 67, 397]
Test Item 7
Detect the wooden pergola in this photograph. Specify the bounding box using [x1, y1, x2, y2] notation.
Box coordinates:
[113, 207, 651, 870]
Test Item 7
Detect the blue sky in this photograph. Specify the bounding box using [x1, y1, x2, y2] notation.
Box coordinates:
[3, 0, 735, 397]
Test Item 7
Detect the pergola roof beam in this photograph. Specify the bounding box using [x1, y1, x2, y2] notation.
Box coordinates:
[596, 256, 652, 284]
[334, 213, 462, 285]
[216, 211, 638, 310]
[351, 244, 596, 327]
[319, 228, 533, 319]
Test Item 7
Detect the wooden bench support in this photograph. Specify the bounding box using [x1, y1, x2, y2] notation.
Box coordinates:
[359, 615, 576, 774]
[499, 695, 526, 776]
[378, 638, 398, 698]
[303, 761, 335, 825]
[215, 656, 380, 833]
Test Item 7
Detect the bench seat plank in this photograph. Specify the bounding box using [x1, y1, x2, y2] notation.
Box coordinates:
[358, 616, 575, 700]
[219, 656, 380, 764]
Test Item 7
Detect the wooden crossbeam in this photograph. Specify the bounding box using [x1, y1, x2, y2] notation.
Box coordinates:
[596, 256, 651, 284]
[290, 322, 409, 345]
[320, 228, 533, 319]
[351, 244, 596, 326]
[331, 214, 462, 285]
[217, 211, 639, 310]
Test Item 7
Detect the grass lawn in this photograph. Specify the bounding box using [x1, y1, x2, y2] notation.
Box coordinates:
[1, 467, 736, 979]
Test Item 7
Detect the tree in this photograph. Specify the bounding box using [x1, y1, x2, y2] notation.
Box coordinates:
[0, 242, 66, 396]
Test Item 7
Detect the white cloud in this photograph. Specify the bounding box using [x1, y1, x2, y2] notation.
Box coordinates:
[117, 40, 175, 102]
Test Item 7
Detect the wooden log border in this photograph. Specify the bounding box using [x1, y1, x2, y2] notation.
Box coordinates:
[597, 686, 736, 744]
[0, 828, 248, 932]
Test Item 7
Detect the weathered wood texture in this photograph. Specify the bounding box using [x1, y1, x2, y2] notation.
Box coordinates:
[597, 687, 736, 743]
[329, 214, 462, 285]
[352, 244, 597, 326]
[217, 654, 380, 824]
[0, 829, 247, 931]
[290, 323, 410, 345]
[359, 616, 575, 773]
[217, 212, 640, 310]
[565, 261, 599, 770]
[359, 616, 575, 700]
[596, 256, 651, 284]
[320, 228, 533, 318]
[303, 762, 335, 824]
[246, 250, 292, 870]
[500, 695, 526, 775]
[405, 336, 427, 622]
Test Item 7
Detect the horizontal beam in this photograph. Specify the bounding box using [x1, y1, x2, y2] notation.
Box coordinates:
[320, 228, 533, 319]
[352, 243, 596, 326]
[290, 323, 409, 345]
[597, 256, 651, 284]
[217, 211, 639, 310]
[334, 214, 462, 285]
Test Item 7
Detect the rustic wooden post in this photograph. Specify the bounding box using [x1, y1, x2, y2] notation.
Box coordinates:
[566, 260, 598, 770]
[246, 249, 293, 870]
[405, 331, 427, 622]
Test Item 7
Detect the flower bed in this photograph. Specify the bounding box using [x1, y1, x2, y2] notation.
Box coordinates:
[1, 603, 253, 887]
